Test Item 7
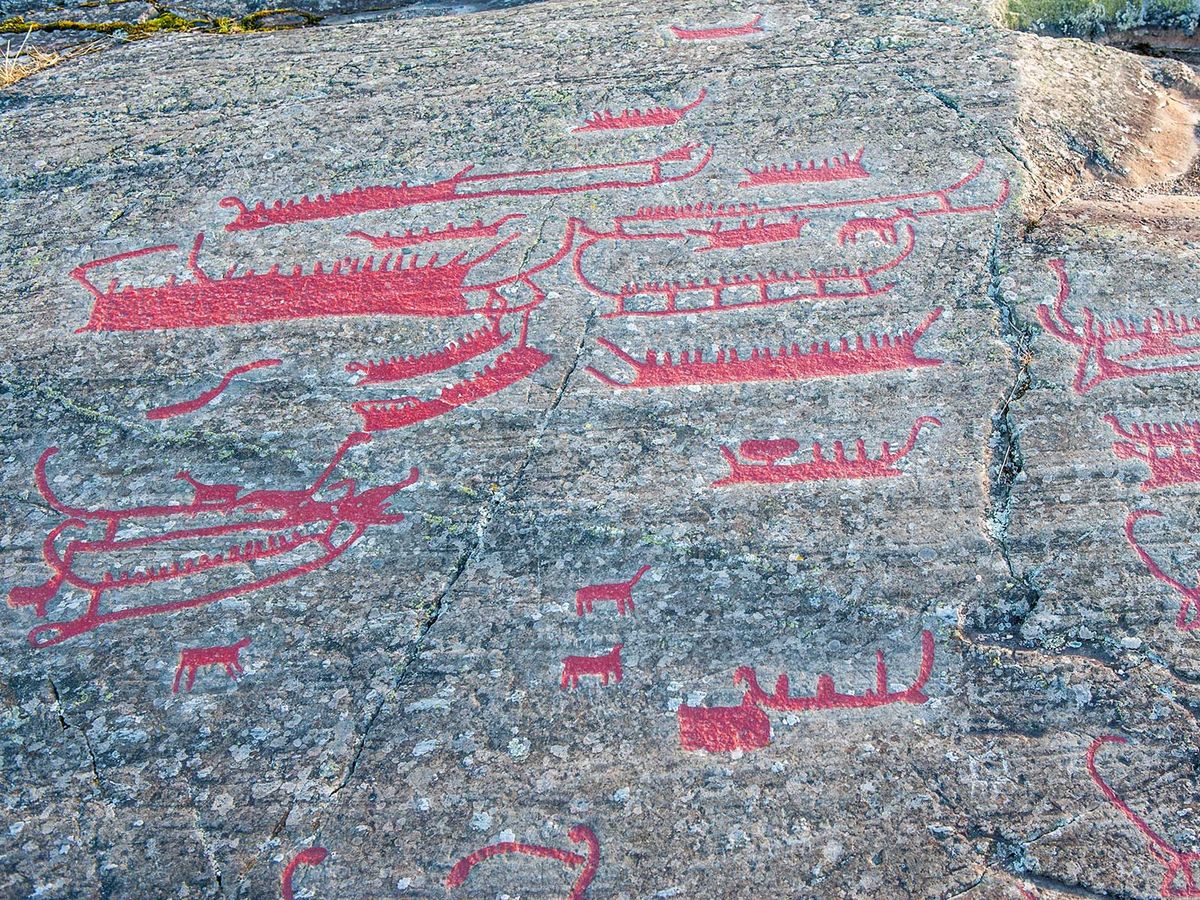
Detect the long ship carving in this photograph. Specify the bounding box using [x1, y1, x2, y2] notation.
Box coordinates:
[347, 214, 525, 249]
[221, 143, 713, 231]
[685, 216, 809, 252]
[1105, 414, 1200, 490]
[584, 308, 943, 389]
[353, 313, 550, 431]
[668, 13, 764, 40]
[1038, 260, 1200, 393]
[73, 228, 575, 331]
[739, 148, 869, 187]
[712, 415, 942, 486]
[346, 321, 511, 385]
[573, 88, 706, 132]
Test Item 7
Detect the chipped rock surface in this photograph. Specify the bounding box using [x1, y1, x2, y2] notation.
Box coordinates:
[2, 1, 1200, 898]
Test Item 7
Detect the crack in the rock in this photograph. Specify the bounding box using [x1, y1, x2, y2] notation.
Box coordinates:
[46, 676, 105, 797]
[189, 806, 226, 895]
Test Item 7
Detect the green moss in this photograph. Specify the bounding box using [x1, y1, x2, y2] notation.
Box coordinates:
[1002, 0, 1199, 35]
[0, 6, 321, 39]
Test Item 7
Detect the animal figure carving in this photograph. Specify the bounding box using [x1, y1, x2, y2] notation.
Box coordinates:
[1087, 735, 1200, 897]
[677, 698, 772, 752]
[561, 644, 623, 689]
[8, 432, 419, 647]
[837, 208, 918, 245]
[172, 636, 251, 692]
[175, 471, 241, 505]
[281, 846, 328, 900]
[447, 824, 600, 899]
[1125, 510, 1200, 630]
[574, 565, 650, 616]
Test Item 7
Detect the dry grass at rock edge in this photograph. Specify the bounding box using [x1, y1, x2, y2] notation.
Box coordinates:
[1, 29, 105, 88]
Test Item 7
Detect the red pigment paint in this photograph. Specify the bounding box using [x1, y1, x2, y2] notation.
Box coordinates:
[685, 216, 809, 252]
[346, 321, 511, 385]
[739, 148, 869, 187]
[1105, 414, 1200, 491]
[677, 699, 772, 752]
[668, 13, 764, 40]
[221, 143, 713, 231]
[712, 416, 941, 486]
[1088, 736, 1200, 898]
[352, 312, 550, 431]
[735, 630, 934, 711]
[281, 847, 328, 900]
[561, 644, 623, 690]
[574, 565, 650, 616]
[447, 824, 599, 899]
[574, 89, 706, 133]
[1125, 510, 1200, 631]
[347, 214, 526, 249]
[72, 230, 575, 331]
[146, 358, 281, 420]
[584, 308, 943, 389]
[8, 433, 419, 647]
[1038, 259, 1200, 393]
[172, 636, 251, 693]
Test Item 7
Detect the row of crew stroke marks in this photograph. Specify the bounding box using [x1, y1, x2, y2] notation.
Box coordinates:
[73, 231, 568, 332]
[71, 160, 1004, 332]
[221, 143, 713, 232]
[1038, 260, 1200, 394]
[678, 630, 935, 752]
[1088, 736, 1200, 898]
[713, 415, 941, 487]
[1105, 414, 1200, 491]
[6, 433, 418, 648]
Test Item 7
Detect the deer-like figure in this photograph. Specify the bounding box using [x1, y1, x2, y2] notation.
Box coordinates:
[175, 471, 241, 505]
[575, 565, 650, 617]
[561, 645, 623, 690]
[172, 636, 251, 693]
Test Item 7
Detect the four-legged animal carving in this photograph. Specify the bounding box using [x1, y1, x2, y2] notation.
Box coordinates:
[561, 644, 623, 689]
[575, 565, 650, 617]
[172, 636, 251, 692]
[175, 471, 240, 505]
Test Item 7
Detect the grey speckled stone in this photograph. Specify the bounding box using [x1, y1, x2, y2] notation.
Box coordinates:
[4, 1, 1200, 898]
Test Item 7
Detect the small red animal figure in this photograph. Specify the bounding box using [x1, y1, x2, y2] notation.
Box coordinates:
[175, 471, 241, 505]
[574, 565, 650, 617]
[561, 645, 623, 690]
[281, 846, 328, 900]
[677, 698, 771, 752]
[172, 636, 251, 692]
[837, 208, 919, 245]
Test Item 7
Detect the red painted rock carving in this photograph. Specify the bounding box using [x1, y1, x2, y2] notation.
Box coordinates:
[345, 321, 511, 386]
[686, 216, 809, 252]
[73, 229, 574, 331]
[221, 143, 714, 231]
[172, 636, 251, 692]
[347, 214, 526, 249]
[739, 148, 869, 187]
[573, 88, 706, 133]
[837, 208, 919, 246]
[447, 823, 599, 899]
[712, 415, 942, 487]
[735, 630, 934, 712]
[352, 312, 551, 431]
[574, 565, 650, 616]
[584, 308, 943, 389]
[1105, 415, 1200, 491]
[1037, 260, 1200, 393]
[573, 222, 914, 317]
[1125, 510, 1200, 631]
[146, 358, 281, 420]
[1088, 735, 1200, 898]
[619, 158, 1008, 227]
[561, 644, 623, 690]
[668, 12, 764, 40]
[8, 432, 419, 648]
[281, 847, 328, 900]
[677, 697, 772, 752]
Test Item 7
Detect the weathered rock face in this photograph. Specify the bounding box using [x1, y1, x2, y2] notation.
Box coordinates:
[3, 2, 1200, 898]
